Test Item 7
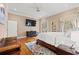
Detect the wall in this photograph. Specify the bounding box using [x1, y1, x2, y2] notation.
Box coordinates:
[39, 7, 79, 32]
[8, 7, 79, 36]
[8, 13, 40, 37]
[39, 17, 50, 32]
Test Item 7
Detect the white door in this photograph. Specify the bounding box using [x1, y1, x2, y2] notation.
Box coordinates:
[8, 20, 17, 37]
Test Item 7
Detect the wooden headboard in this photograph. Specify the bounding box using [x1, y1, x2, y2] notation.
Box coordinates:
[36, 39, 73, 55]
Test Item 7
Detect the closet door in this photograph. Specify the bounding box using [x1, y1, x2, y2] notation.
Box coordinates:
[8, 20, 17, 37]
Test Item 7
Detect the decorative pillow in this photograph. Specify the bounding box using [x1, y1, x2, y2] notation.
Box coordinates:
[25, 41, 36, 50]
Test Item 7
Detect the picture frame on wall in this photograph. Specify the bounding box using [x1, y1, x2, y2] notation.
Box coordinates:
[0, 7, 5, 25]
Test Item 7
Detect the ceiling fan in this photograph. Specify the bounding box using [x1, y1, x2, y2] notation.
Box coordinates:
[36, 7, 40, 12]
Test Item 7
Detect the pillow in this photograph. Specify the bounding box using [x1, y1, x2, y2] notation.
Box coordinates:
[37, 32, 64, 46]
[37, 33, 55, 45]
[55, 35, 65, 47]
[25, 41, 36, 50]
[60, 37, 75, 48]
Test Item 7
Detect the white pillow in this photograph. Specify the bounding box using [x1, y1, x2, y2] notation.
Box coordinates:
[37, 32, 65, 46]
[37, 32, 56, 45]
[55, 35, 65, 47]
[61, 38, 75, 48]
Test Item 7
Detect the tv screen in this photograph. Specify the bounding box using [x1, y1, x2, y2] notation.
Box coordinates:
[26, 19, 36, 26]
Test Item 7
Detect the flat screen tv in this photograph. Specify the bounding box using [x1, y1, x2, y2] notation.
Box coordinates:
[26, 19, 36, 26]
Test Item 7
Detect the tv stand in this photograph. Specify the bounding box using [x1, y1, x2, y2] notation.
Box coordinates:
[26, 31, 37, 37]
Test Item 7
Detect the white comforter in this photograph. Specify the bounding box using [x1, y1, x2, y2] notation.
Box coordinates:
[36, 32, 79, 52]
[37, 32, 73, 46]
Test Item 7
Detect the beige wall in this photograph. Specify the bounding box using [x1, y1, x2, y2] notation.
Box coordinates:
[8, 7, 79, 35]
[8, 13, 40, 37]
[40, 7, 79, 32]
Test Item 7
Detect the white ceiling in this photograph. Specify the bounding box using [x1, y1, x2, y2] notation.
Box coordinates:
[7, 3, 79, 19]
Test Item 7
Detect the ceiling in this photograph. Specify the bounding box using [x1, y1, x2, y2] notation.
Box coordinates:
[7, 3, 79, 19]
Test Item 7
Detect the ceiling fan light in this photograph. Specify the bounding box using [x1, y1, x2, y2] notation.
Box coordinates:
[36, 7, 40, 12]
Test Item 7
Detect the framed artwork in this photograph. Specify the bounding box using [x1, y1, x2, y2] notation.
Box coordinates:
[41, 19, 48, 32]
[0, 7, 5, 25]
[52, 22, 56, 32]
[64, 20, 74, 32]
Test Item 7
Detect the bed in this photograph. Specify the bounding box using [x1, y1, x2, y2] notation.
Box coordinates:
[25, 39, 78, 55]
[25, 32, 79, 55]
[36, 39, 75, 55]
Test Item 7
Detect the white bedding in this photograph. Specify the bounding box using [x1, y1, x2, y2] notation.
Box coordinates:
[36, 32, 77, 50]
[25, 32, 79, 55]
[36, 32, 64, 46]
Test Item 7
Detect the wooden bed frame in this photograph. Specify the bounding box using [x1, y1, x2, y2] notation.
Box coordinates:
[36, 39, 74, 55]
